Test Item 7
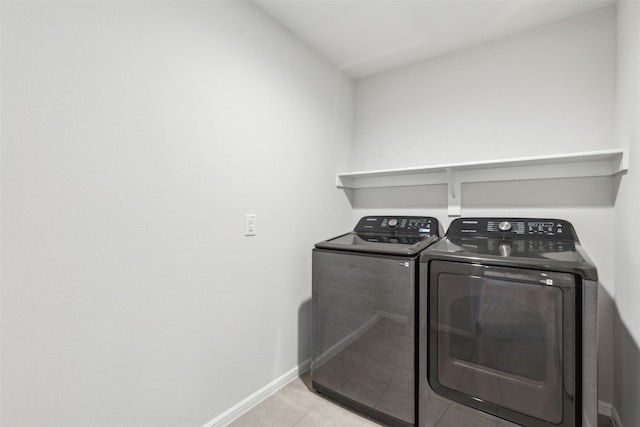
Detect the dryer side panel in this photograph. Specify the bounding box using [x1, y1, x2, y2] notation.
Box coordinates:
[582, 279, 598, 427]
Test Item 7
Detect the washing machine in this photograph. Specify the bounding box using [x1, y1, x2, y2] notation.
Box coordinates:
[418, 218, 598, 427]
[312, 215, 443, 427]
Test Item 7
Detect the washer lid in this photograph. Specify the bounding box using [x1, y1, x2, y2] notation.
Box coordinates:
[315, 216, 442, 256]
[315, 232, 440, 256]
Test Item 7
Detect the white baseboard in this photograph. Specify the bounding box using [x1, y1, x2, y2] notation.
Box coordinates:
[599, 401, 624, 427]
[611, 405, 623, 427]
[599, 400, 613, 417]
[202, 359, 311, 427]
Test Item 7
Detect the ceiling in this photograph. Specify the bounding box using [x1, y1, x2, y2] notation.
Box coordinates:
[254, 0, 615, 78]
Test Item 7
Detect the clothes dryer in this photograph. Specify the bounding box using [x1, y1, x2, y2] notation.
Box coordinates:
[418, 218, 597, 427]
[312, 216, 443, 427]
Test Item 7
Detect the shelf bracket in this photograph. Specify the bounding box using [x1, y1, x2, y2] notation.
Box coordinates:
[446, 168, 461, 217]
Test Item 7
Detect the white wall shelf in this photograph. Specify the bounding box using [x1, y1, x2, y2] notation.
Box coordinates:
[337, 148, 628, 216]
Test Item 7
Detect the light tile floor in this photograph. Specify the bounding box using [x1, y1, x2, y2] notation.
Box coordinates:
[229, 372, 384, 427]
[229, 371, 614, 427]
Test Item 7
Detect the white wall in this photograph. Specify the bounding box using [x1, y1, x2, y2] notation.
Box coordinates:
[351, 6, 617, 407]
[0, 2, 353, 426]
[614, 2, 640, 427]
[352, 6, 616, 171]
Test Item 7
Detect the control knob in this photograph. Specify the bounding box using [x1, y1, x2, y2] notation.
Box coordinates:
[499, 242, 512, 257]
[388, 219, 398, 227]
[498, 221, 512, 232]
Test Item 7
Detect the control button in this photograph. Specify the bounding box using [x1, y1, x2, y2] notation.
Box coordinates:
[498, 221, 512, 231]
[388, 219, 398, 227]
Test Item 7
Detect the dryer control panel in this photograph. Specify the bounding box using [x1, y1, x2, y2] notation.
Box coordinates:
[447, 218, 578, 241]
[354, 216, 441, 236]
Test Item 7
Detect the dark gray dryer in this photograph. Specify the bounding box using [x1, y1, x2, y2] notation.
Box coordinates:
[312, 216, 443, 427]
[419, 218, 598, 427]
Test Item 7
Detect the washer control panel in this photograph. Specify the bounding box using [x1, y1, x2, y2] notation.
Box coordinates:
[354, 216, 441, 236]
[448, 218, 578, 241]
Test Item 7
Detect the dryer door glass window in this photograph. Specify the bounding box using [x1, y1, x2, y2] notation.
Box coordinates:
[428, 261, 577, 427]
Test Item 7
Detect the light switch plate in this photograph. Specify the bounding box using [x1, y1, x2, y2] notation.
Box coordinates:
[245, 214, 256, 236]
